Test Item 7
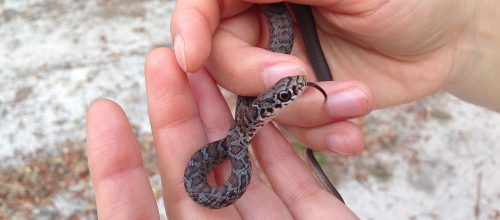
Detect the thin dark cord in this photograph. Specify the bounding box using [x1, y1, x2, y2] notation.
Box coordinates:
[306, 150, 345, 203]
[290, 4, 333, 81]
[290, 4, 345, 204]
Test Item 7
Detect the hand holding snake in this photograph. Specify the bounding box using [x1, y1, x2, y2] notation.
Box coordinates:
[184, 3, 343, 208]
[180, 0, 472, 208]
[87, 0, 483, 218]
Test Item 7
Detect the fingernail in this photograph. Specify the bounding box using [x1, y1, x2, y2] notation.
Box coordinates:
[262, 63, 304, 87]
[325, 133, 353, 155]
[327, 87, 368, 118]
[174, 35, 187, 71]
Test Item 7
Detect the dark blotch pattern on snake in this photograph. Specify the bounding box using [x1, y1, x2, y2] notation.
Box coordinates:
[183, 3, 301, 209]
[184, 3, 343, 209]
[184, 76, 308, 208]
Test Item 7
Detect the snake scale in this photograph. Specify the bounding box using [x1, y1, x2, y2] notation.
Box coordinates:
[184, 3, 344, 209]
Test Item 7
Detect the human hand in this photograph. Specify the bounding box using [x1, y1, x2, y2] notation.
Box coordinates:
[171, 0, 473, 106]
[172, 1, 380, 156]
[170, 0, 500, 156]
[86, 48, 359, 219]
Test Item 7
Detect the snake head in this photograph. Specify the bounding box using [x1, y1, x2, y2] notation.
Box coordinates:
[253, 75, 307, 120]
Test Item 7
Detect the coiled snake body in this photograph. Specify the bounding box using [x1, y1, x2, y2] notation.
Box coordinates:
[184, 3, 343, 209]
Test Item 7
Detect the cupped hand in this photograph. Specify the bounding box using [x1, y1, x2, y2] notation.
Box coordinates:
[170, 0, 474, 154]
[86, 48, 358, 219]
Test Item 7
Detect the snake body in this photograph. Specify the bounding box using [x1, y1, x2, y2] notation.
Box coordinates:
[184, 3, 343, 209]
[184, 76, 308, 208]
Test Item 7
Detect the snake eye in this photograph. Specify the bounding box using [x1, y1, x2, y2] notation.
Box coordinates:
[277, 90, 293, 102]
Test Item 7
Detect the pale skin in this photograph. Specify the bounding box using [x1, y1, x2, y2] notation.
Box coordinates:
[87, 0, 500, 219]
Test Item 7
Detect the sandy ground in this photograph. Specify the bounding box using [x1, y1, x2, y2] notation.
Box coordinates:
[1, 0, 499, 219]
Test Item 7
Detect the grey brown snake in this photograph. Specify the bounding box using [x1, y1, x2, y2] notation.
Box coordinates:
[184, 3, 344, 209]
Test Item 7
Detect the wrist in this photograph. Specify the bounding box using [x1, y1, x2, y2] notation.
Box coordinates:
[445, 0, 500, 112]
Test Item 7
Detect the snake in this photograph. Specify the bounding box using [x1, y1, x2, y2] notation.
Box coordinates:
[184, 3, 344, 209]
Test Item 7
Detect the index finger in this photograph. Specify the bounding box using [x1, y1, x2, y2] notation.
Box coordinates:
[145, 48, 239, 218]
[171, 0, 251, 72]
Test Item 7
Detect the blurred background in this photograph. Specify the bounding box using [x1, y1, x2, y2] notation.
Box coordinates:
[1, 0, 499, 219]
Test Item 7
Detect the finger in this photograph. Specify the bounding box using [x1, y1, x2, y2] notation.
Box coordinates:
[211, 25, 374, 124]
[186, 68, 234, 186]
[245, 0, 343, 7]
[253, 124, 359, 219]
[145, 48, 239, 218]
[188, 69, 293, 218]
[275, 80, 373, 127]
[187, 69, 233, 141]
[206, 7, 317, 96]
[283, 120, 364, 155]
[171, 0, 252, 72]
[232, 168, 294, 219]
[86, 99, 159, 219]
[207, 10, 374, 125]
[246, 0, 386, 16]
